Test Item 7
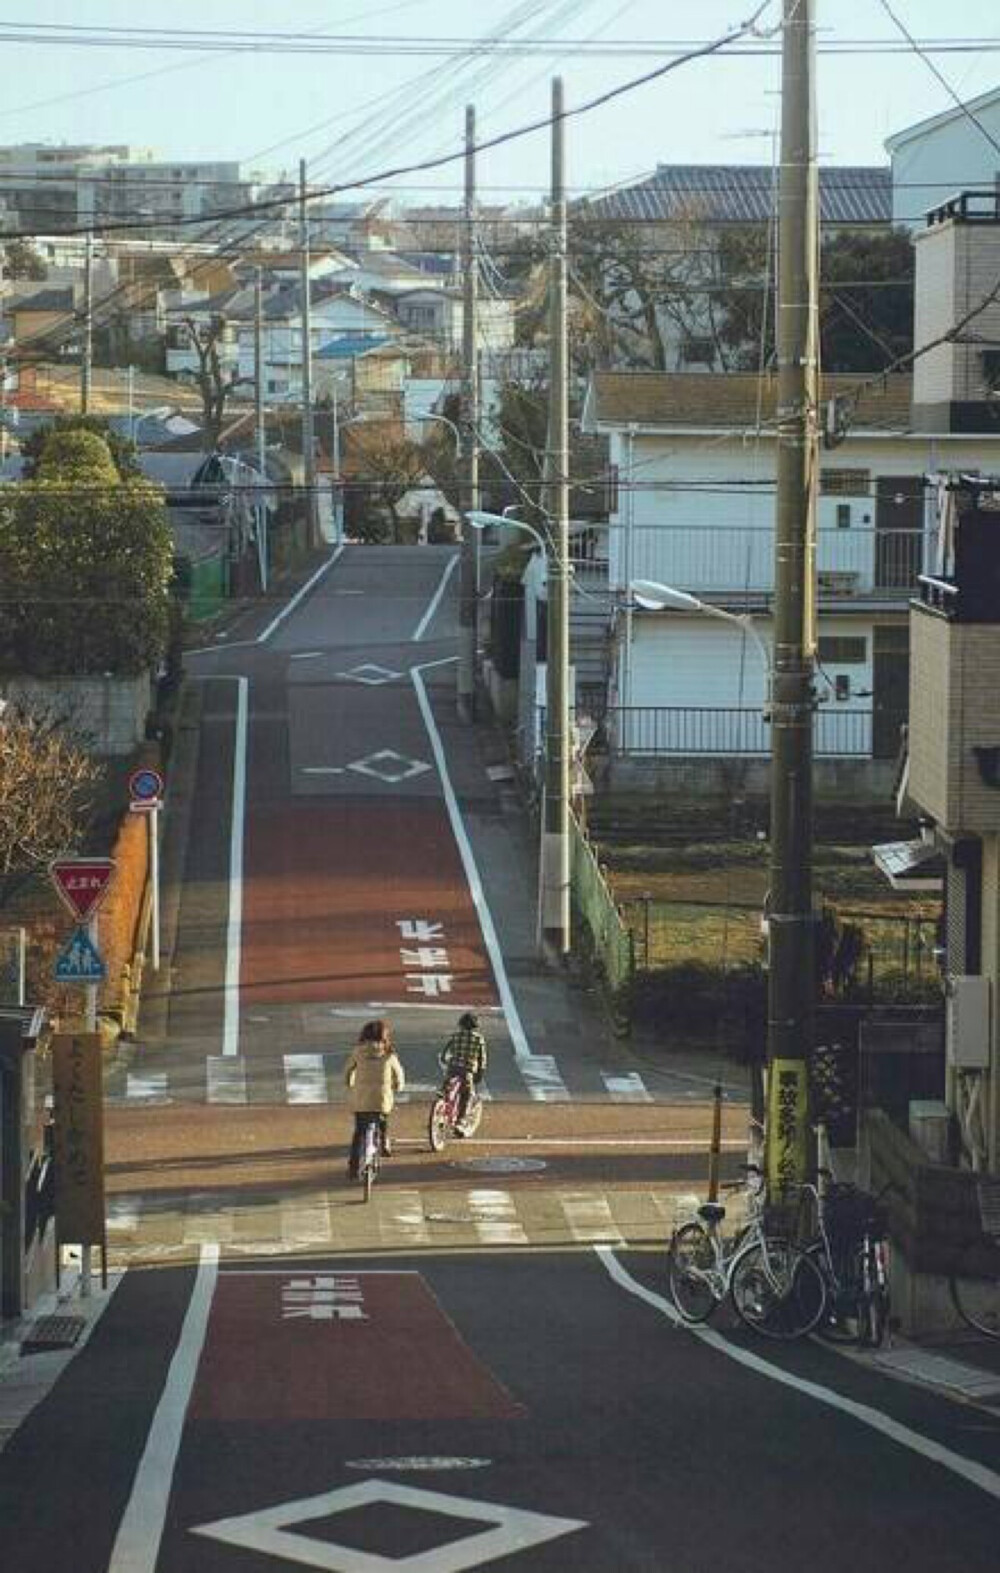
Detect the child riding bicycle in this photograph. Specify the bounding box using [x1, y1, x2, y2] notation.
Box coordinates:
[344, 1019, 404, 1179]
[439, 1011, 488, 1130]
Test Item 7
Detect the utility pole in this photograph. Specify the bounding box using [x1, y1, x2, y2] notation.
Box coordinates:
[299, 159, 319, 549]
[81, 231, 93, 414]
[457, 104, 479, 722]
[766, 0, 819, 1194]
[254, 267, 268, 591]
[540, 76, 571, 957]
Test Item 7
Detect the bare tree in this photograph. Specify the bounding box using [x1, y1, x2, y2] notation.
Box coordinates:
[181, 314, 248, 451]
[0, 706, 101, 909]
[351, 427, 428, 540]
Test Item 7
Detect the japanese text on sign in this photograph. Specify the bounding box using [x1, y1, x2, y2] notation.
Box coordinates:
[52, 1033, 106, 1245]
[766, 1058, 809, 1199]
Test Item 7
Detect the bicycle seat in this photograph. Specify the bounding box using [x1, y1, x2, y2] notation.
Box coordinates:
[697, 1202, 727, 1225]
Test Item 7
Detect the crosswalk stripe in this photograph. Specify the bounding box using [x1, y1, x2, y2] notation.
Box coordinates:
[519, 1054, 569, 1102]
[125, 1071, 169, 1103]
[107, 1196, 141, 1233]
[280, 1195, 334, 1245]
[206, 1056, 248, 1104]
[601, 1071, 652, 1103]
[467, 1188, 528, 1246]
[383, 1188, 431, 1246]
[283, 1053, 329, 1104]
[559, 1192, 624, 1246]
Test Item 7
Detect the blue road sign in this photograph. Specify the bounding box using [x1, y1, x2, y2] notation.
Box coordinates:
[54, 926, 107, 984]
[128, 766, 164, 804]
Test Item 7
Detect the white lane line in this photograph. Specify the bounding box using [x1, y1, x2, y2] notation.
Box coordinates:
[596, 1247, 1000, 1505]
[602, 1071, 652, 1103]
[207, 1056, 248, 1104]
[126, 1071, 169, 1103]
[283, 1052, 329, 1104]
[468, 1189, 528, 1246]
[256, 544, 345, 643]
[302, 766, 344, 775]
[461, 1136, 743, 1148]
[107, 1243, 220, 1573]
[289, 650, 325, 661]
[520, 1054, 569, 1102]
[223, 676, 248, 1057]
[560, 1194, 624, 1245]
[412, 552, 459, 642]
[412, 663, 531, 1064]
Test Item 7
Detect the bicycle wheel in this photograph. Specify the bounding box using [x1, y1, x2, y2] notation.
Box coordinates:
[460, 1097, 484, 1138]
[428, 1098, 449, 1152]
[668, 1223, 719, 1323]
[807, 1243, 861, 1345]
[730, 1237, 826, 1341]
[950, 1237, 1000, 1339]
[363, 1164, 374, 1203]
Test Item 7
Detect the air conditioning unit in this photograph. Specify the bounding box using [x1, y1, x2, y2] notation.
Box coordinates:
[946, 975, 991, 1069]
[817, 570, 860, 595]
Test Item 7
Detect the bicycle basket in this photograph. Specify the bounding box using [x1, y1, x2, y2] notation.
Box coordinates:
[977, 1176, 1000, 1238]
[825, 1184, 883, 1246]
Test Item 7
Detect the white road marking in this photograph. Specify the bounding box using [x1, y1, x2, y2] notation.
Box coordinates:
[125, 1071, 169, 1103]
[207, 1056, 248, 1104]
[602, 1071, 652, 1103]
[302, 766, 345, 775]
[289, 651, 325, 661]
[560, 1193, 623, 1245]
[256, 545, 345, 643]
[412, 664, 531, 1064]
[107, 1243, 219, 1573]
[386, 1189, 431, 1246]
[284, 1053, 329, 1104]
[468, 1188, 528, 1246]
[520, 1054, 569, 1102]
[412, 552, 459, 641]
[461, 1137, 744, 1148]
[597, 1247, 1000, 1505]
[192, 1478, 587, 1571]
[280, 1196, 334, 1246]
[223, 676, 248, 1057]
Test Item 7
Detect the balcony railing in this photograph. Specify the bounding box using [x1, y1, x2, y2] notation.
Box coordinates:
[621, 526, 927, 598]
[605, 705, 874, 758]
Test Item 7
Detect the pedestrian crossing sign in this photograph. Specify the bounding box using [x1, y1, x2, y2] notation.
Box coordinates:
[54, 926, 107, 984]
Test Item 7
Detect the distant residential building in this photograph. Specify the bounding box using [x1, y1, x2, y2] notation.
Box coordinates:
[886, 86, 1000, 228]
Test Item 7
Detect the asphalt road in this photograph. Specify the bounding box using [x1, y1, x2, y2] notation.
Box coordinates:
[4, 545, 999, 1571]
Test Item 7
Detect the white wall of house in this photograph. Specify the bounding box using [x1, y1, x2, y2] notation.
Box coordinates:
[887, 92, 1000, 229]
[604, 429, 1000, 596]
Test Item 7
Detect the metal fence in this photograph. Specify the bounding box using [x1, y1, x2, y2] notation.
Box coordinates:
[606, 706, 873, 758]
[569, 812, 634, 1001]
[622, 525, 927, 597]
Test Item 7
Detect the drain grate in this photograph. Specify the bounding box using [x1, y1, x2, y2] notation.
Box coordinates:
[21, 1315, 86, 1356]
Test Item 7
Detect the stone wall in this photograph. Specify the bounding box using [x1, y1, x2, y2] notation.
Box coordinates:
[596, 753, 897, 806]
[2, 673, 152, 757]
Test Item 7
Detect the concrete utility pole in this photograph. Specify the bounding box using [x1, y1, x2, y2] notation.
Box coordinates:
[81, 231, 93, 414]
[254, 268, 268, 591]
[766, 0, 819, 1191]
[299, 159, 319, 549]
[457, 104, 479, 722]
[541, 76, 572, 957]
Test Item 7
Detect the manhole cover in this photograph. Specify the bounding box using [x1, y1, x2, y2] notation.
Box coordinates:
[21, 1315, 86, 1355]
[458, 1157, 548, 1174]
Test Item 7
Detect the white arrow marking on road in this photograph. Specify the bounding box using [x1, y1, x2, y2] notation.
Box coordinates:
[191, 1478, 587, 1570]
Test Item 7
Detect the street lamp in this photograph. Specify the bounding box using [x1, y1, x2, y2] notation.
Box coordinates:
[630, 578, 771, 700]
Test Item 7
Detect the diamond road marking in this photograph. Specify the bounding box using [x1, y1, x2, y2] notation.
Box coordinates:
[338, 663, 402, 686]
[348, 749, 431, 784]
[191, 1479, 587, 1571]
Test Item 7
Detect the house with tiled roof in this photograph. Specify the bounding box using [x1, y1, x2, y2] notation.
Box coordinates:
[581, 164, 891, 228]
[579, 357, 1000, 789]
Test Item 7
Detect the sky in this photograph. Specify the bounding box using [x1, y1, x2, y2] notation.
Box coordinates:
[0, 2, 998, 212]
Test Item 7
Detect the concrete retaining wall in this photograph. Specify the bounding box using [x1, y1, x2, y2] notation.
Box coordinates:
[2, 673, 152, 757]
[598, 754, 897, 805]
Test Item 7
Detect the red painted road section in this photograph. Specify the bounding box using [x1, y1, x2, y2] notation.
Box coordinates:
[189, 1271, 524, 1421]
[241, 799, 498, 1005]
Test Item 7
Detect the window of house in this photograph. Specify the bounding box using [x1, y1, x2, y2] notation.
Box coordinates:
[981, 349, 1000, 392]
[680, 335, 714, 365]
[821, 468, 871, 496]
[817, 636, 867, 665]
[836, 503, 851, 529]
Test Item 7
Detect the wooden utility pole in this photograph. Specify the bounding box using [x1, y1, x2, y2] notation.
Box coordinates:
[766, 0, 819, 1193]
[541, 76, 571, 957]
[457, 104, 479, 722]
[254, 268, 268, 591]
[81, 231, 93, 414]
[299, 159, 319, 549]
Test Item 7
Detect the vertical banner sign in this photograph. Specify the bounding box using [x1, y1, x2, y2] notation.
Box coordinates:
[52, 1033, 106, 1245]
[767, 1058, 809, 1198]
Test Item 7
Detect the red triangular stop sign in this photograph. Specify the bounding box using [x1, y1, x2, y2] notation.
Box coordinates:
[49, 858, 116, 923]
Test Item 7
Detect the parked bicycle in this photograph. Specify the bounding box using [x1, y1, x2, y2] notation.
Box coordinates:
[358, 1115, 382, 1203]
[799, 1178, 893, 1348]
[667, 1165, 826, 1341]
[428, 1074, 484, 1152]
[949, 1176, 1000, 1339]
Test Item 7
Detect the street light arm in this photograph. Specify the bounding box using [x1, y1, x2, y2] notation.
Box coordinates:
[465, 508, 548, 556]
